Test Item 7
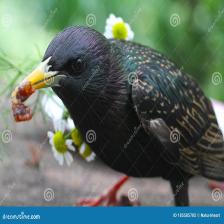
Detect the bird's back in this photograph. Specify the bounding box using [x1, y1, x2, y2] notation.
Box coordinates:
[110, 39, 224, 181]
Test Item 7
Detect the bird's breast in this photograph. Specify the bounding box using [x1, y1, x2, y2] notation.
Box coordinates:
[67, 98, 170, 177]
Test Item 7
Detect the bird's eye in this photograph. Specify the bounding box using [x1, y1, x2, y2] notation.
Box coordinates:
[71, 58, 86, 74]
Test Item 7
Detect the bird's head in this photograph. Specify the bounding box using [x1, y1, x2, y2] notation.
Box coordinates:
[21, 26, 111, 105]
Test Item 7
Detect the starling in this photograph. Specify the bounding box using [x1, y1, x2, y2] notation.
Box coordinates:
[12, 26, 224, 206]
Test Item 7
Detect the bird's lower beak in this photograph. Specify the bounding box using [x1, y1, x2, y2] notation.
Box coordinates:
[23, 68, 60, 90]
[23, 68, 55, 90]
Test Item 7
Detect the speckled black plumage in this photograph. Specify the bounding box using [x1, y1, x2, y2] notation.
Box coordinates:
[43, 26, 224, 206]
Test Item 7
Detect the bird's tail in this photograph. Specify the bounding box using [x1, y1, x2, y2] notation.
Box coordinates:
[199, 150, 224, 181]
[201, 99, 224, 180]
[180, 116, 224, 181]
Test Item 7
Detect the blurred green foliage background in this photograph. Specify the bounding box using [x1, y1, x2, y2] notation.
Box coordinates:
[0, 0, 224, 100]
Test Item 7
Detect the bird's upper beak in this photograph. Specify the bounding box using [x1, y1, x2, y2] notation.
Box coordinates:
[20, 57, 65, 90]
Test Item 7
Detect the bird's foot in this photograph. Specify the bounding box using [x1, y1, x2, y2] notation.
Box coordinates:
[208, 181, 224, 191]
[76, 176, 130, 206]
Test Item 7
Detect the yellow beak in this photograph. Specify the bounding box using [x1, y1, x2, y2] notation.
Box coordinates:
[22, 57, 59, 90]
[11, 57, 66, 122]
[24, 68, 50, 90]
[11, 57, 66, 105]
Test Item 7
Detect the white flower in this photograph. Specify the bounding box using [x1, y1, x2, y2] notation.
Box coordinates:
[67, 117, 75, 130]
[42, 93, 64, 120]
[42, 93, 75, 130]
[79, 142, 96, 162]
[47, 120, 76, 166]
[104, 14, 134, 41]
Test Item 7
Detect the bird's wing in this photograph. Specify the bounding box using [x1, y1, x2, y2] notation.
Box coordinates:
[131, 61, 224, 179]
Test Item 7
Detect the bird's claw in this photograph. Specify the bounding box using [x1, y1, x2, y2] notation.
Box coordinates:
[76, 176, 134, 206]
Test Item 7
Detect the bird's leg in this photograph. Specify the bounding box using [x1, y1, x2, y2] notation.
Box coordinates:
[170, 179, 189, 206]
[77, 175, 129, 206]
